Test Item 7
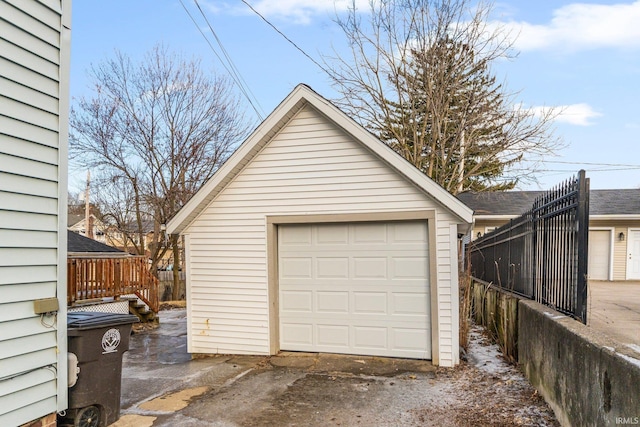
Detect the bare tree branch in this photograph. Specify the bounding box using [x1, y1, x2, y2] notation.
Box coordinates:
[70, 45, 251, 298]
[324, 0, 563, 193]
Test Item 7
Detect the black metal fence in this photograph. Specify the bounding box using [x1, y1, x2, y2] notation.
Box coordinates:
[469, 171, 590, 323]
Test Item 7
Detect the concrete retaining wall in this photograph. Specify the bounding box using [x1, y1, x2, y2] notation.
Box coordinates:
[519, 299, 640, 427]
[471, 280, 519, 363]
[471, 280, 640, 426]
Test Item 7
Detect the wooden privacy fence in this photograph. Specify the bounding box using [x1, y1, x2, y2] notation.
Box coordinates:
[469, 170, 590, 323]
[67, 256, 159, 313]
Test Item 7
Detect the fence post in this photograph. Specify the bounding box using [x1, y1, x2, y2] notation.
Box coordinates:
[576, 170, 590, 324]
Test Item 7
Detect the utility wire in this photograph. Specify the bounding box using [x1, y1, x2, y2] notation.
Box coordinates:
[240, 0, 334, 78]
[193, 0, 265, 118]
[179, 0, 264, 120]
[543, 160, 640, 167]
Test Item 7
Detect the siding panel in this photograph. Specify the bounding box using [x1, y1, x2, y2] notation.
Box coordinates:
[0, 191, 58, 214]
[0, 115, 58, 147]
[0, 348, 57, 380]
[0, 38, 59, 81]
[0, 0, 66, 423]
[0, 269, 56, 287]
[184, 105, 462, 363]
[0, 95, 59, 131]
[0, 134, 58, 164]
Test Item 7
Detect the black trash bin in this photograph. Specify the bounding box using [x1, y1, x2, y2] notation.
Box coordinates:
[61, 311, 139, 427]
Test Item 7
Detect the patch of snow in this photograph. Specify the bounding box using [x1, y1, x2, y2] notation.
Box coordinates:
[625, 343, 640, 354]
[617, 352, 640, 368]
[466, 326, 514, 377]
[543, 312, 565, 320]
[603, 346, 615, 352]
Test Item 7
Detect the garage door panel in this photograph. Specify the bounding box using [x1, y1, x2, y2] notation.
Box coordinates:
[392, 293, 429, 315]
[354, 326, 387, 349]
[393, 328, 429, 351]
[316, 224, 349, 244]
[316, 291, 349, 313]
[353, 223, 387, 243]
[317, 325, 350, 347]
[392, 222, 428, 242]
[279, 221, 430, 359]
[280, 225, 312, 244]
[280, 291, 312, 312]
[392, 257, 428, 278]
[353, 257, 387, 278]
[316, 257, 349, 278]
[281, 323, 313, 345]
[353, 292, 387, 314]
[280, 257, 312, 278]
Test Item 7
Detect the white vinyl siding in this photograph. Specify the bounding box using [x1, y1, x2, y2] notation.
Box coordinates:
[0, 0, 69, 425]
[184, 105, 461, 365]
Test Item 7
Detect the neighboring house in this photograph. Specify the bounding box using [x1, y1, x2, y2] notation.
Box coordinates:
[68, 213, 109, 243]
[0, 1, 71, 426]
[168, 85, 473, 366]
[69, 213, 161, 258]
[67, 229, 128, 257]
[458, 189, 640, 281]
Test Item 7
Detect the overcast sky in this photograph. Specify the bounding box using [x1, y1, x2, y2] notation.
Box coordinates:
[69, 1, 640, 192]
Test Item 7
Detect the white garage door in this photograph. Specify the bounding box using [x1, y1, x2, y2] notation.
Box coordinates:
[588, 230, 611, 280]
[278, 221, 430, 359]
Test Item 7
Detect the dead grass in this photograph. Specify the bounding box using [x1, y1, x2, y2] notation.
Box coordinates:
[160, 300, 187, 310]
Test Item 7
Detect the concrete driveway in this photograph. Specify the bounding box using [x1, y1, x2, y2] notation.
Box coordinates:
[588, 281, 640, 347]
[109, 309, 558, 427]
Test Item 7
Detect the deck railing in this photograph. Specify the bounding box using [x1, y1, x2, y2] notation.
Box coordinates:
[67, 256, 159, 313]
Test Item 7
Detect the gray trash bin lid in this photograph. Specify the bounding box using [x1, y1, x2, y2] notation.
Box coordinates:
[67, 311, 139, 330]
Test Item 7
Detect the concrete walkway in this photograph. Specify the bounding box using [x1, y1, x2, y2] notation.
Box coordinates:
[588, 281, 640, 348]
[109, 309, 558, 427]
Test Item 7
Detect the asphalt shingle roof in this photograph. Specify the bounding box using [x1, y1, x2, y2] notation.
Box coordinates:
[457, 189, 640, 216]
[67, 230, 125, 253]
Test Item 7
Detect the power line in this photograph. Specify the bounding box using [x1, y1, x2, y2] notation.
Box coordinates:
[543, 160, 640, 168]
[179, 0, 264, 120]
[193, 0, 265, 118]
[240, 0, 334, 78]
[538, 168, 640, 173]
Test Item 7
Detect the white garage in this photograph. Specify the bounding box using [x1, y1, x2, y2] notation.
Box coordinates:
[167, 85, 473, 366]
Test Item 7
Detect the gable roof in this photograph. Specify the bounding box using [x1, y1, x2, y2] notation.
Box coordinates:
[67, 230, 126, 254]
[457, 189, 640, 218]
[167, 84, 473, 234]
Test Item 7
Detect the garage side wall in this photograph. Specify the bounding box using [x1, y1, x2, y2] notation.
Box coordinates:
[184, 105, 461, 365]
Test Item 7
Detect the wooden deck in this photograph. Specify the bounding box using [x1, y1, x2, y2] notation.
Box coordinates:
[67, 256, 159, 313]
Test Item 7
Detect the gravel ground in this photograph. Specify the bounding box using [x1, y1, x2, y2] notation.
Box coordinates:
[423, 326, 560, 427]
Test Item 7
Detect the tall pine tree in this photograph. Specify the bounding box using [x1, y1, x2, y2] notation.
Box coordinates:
[378, 36, 519, 194]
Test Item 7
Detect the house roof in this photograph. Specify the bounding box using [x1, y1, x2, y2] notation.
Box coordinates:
[168, 84, 473, 234]
[67, 230, 126, 254]
[457, 189, 640, 217]
[68, 214, 85, 228]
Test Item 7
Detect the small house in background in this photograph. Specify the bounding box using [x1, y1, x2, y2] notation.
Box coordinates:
[0, 1, 71, 426]
[68, 213, 109, 242]
[458, 189, 640, 281]
[168, 84, 473, 366]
